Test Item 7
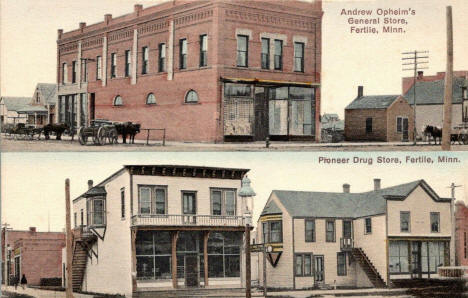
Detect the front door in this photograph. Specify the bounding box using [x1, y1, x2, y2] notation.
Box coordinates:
[185, 254, 199, 287]
[314, 255, 324, 283]
[254, 87, 268, 141]
[90, 93, 95, 122]
[403, 118, 409, 141]
[411, 241, 422, 278]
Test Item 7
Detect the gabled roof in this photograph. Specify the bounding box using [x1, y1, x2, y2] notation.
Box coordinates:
[82, 186, 107, 197]
[404, 77, 466, 105]
[0, 97, 31, 111]
[261, 200, 282, 216]
[345, 95, 401, 110]
[35, 83, 57, 105]
[263, 180, 449, 218]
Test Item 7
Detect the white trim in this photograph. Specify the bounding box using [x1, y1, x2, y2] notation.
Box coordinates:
[236, 28, 252, 39]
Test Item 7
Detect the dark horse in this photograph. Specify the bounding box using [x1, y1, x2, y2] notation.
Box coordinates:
[43, 123, 69, 140]
[114, 122, 141, 144]
[423, 125, 442, 145]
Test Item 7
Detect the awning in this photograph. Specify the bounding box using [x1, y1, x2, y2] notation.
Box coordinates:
[220, 77, 320, 87]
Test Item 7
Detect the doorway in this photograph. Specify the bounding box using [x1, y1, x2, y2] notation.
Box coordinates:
[185, 254, 199, 287]
[402, 118, 409, 141]
[411, 242, 422, 278]
[90, 93, 95, 122]
[314, 255, 324, 283]
[254, 87, 268, 141]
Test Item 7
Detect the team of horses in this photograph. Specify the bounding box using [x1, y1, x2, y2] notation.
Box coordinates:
[2, 121, 141, 145]
[423, 125, 468, 145]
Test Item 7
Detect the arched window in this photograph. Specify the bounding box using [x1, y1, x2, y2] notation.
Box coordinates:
[114, 95, 123, 106]
[146, 93, 156, 105]
[185, 90, 199, 103]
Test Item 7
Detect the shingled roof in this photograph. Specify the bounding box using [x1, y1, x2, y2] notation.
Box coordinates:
[35, 83, 57, 105]
[0, 97, 31, 111]
[404, 77, 466, 105]
[345, 95, 401, 110]
[262, 180, 450, 218]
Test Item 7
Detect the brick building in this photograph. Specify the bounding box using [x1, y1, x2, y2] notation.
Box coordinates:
[455, 201, 468, 266]
[344, 86, 414, 142]
[2, 227, 65, 286]
[56, 0, 322, 142]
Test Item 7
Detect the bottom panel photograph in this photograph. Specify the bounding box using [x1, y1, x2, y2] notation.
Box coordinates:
[1, 152, 468, 298]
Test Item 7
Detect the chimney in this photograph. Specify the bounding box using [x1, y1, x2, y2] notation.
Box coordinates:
[29, 227, 36, 233]
[417, 71, 424, 80]
[79, 22, 86, 32]
[57, 29, 63, 40]
[374, 178, 381, 191]
[105, 14, 112, 25]
[343, 183, 350, 193]
[134, 4, 143, 16]
[88, 180, 93, 189]
[357, 86, 363, 98]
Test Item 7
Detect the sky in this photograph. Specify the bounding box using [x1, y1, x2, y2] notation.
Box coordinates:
[2, 152, 467, 232]
[1, 0, 468, 117]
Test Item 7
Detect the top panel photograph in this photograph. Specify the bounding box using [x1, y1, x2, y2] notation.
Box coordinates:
[1, 0, 467, 152]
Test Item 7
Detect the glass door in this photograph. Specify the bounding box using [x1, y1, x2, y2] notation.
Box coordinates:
[314, 255, 324, 283]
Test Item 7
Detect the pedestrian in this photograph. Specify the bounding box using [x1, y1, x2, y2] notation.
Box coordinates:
[20, 274, 27, 290]
[13, 275, 19, 290]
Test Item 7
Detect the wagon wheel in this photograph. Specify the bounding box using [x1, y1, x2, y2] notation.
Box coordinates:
[108, 128, 118, 144]
[78, 128, 88, 145]
[96, 126, 107, 145]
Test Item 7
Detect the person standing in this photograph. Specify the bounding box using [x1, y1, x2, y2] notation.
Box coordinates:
[20, 274, 27, 290]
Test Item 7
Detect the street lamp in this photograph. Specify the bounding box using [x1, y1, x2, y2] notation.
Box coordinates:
[239, 175, 256, 298]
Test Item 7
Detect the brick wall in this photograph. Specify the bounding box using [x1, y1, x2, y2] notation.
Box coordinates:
[455, 201, 468, 266]
[344, 109, 387, 142]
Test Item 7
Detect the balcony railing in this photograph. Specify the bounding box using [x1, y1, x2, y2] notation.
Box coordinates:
[340, 237, 354, 251]
[131, 214, 247, 227]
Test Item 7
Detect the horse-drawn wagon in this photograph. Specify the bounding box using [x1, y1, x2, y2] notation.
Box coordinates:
[77, 119, 118, 145]
[452, 124, 468, 145]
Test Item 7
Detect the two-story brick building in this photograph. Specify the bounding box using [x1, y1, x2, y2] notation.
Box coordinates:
[257, 179, 453, 290]
[63, 165, 254, 296]
[56, 0, 322, 142]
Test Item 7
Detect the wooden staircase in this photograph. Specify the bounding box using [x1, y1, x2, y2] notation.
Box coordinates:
[351, 247, 386, 288]
[72, 239, 88, 292]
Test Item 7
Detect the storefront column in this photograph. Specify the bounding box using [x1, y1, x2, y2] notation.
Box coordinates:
[131, 228, 137, 293]
[203, 231, 210, 287]
[171, 231, 179, 288]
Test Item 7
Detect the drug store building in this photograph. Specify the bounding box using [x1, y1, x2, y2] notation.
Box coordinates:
[56, 0, 323, 142]
[64, 165, 255, 296]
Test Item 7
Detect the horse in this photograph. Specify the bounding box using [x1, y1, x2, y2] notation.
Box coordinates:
[43, 123, 69, 140]
[114, 122, 141, 144]
[423, 125, 442, 145]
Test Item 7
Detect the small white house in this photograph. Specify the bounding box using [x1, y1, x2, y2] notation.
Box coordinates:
[0, 97, 30, 125]
[63, 165, 255, 296]
[257, 179, 453, 290]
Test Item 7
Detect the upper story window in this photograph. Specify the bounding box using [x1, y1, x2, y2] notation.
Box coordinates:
[236, 35, 248, 67]
[274, 40, 283, 70]
[262, 220, 282, 243]
[138, 185, 167, 215]
[179, 39, 187, 70]
[159, 43, 166, 72]
[81, 59, 88, 82]
[400, 211, 410, 232]
[35, 92, 40, 104]
[365, 217, 372, 234]
[146, 93, 156, 105]
[305, 219, 315, 242]
[182, 191, 196, 215]
[62, 63, 68, 84]
[121, 188, 125, 219]
[326, 220, 335, 242]
[111, 53, 117, 78]
[113, 95, 123, 106]
[343, 220, 352, 239]
[74, 212, 77, 228]
[200, 34, 208, 67]
[294, 42, 304, 72]
[431, 212, 440, 233]
[366, 118, 373, 133]
[96, 56, 102, 80]
[210, 189, 236, 216]
[86, 197, 106, 226]
[72, 61, 78, 83]
[142, 47, 149, 74]
[261, 38, 270, 70]
[185, 90, 199, 104]
[125, 50, 131, 77]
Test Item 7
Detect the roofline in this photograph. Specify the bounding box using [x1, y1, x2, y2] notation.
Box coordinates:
[73, 167, 127, 202]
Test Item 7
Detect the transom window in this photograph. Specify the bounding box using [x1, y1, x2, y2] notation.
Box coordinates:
[113, 95, 123, 106]
[210, 189, 236, 216]
[146, 93, 156, 105]
[138, 186, 167, 215]
[185, 90, 199, 104]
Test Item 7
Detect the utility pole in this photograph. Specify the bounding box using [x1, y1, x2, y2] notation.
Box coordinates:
[448, 182, 462, 266]
[442, 6, 454, 151]
[65, 179, 74, 298]
[263, 247, 267, 297]
[245, 224, 251, 298]
[2, 223, 11, 287]
[402, 51, 429, 145]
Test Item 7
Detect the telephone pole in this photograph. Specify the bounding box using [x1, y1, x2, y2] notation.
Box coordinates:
[448, 182, 462, 266]
[65, 179, 74, 298]
[442, 6, 454, 151]
[402, 51, 429, 145]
